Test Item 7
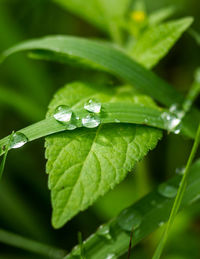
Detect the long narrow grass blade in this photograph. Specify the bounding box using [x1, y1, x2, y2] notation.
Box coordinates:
[0, 228, 66, 258]
[1, 33, 199, 138]
[152, 123, 200, 259]
[0, 103, 192, 157]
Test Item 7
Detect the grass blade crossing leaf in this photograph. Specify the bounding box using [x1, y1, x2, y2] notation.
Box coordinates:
[1, 32, 199, 137]
[45, 82, 162, 228]
[0, 96, 177, 158]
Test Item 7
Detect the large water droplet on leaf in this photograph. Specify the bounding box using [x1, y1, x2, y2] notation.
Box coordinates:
[10, 132, 28, 149]
[53, 105, 72, 123]
[117, 208, 142, 231]
[158, 183, 177, 198]
[82, 114, 101, 128]
[84, 99, 101, 113]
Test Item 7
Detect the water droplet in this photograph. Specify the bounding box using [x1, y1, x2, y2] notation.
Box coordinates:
[10, 132, 28, 149]
[66, 124, 77, 130]
[82, 114, 100, 128]
[158, 183, 177, 198]
[161, 104, 185, 133]
[175, 167, 185, 175]
[174, 125, 181, 134]
[114, 119, 120, 123]
[151, 200, 156, 206]
[84, 99, 101, 113]
[106, 254, 117, 259]
[161, 112, 182, 133]
[158, 221, 164, 227]
[117, 208, 142, 231]
[53, 105, 72, 123]
[97, 225, 112, 240]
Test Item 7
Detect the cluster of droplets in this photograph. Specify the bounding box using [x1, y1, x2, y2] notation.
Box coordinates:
[53, 99, 102, 129]
[161, 104, 185, 134]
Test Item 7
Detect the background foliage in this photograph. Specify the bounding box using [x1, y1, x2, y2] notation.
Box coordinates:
[0, 0, 200, 258]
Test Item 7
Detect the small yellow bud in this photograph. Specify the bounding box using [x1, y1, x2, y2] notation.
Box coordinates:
[131, 11, 146, 22]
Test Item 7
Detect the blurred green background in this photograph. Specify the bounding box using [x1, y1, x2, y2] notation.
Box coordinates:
[0, 0, 199, 258]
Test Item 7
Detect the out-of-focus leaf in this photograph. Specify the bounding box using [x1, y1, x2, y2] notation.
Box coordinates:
[131, 18, 193, 69]
[148, 6, 176, 26]
[64, 159, 200, 258]
[53, 0, 131, 33]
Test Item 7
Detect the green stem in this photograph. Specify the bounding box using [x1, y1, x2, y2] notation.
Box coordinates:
[0, 132, 13, 179]
[0, 103, 189, 157]
[152, 123, 200, 259]
[0, 228, 66, 258]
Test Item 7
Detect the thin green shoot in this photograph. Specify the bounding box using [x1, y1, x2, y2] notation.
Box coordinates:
[78, 232, 85, 259]
[0, 228, 66, 258]
[183, 67, 200, 112]
[0, 131, 14, 180]
[152, 123, 200, 259]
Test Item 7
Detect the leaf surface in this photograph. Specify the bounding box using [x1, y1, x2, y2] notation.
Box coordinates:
[1, 31, 199, 137]
[45, 82, 162, 228]
[131, 18, 192, 69]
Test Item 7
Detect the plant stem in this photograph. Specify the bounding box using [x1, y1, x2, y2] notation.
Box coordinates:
[152, 123, 200, 259]
[0, 228, 66, 259]
[0, 131, 13, 179]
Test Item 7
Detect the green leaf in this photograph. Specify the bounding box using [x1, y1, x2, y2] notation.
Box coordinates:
[131, 18, 193, 69]
[45, 81, 162, 228]
[65, 159, 200, 258]
[53, 0, 131, 33]
[1, 33, 199, 137]
[148, 6, 176, 26]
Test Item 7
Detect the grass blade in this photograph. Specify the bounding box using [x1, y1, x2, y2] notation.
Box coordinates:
[152, 123, 200, 259]
[0, 228, 66, 258]
[64, 159, 200, 259]
[0, 132, 14, 179]
[0, 102, 193, 157]
[1, 34, 199, 138]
